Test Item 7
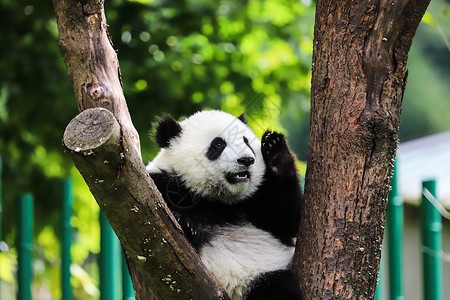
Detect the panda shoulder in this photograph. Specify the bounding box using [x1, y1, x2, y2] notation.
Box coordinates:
[146, 152, 171, 174]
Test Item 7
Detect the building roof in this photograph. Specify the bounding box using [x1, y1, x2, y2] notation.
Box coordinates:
[397, 130, 450, 206]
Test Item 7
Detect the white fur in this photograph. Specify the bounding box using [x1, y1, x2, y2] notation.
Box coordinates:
[199, 223, 294, 300]
[147, 110, 266, 203]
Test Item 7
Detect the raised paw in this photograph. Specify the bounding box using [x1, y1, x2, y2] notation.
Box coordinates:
[261, 131, 296, 177]
[261, 131, 288, 163]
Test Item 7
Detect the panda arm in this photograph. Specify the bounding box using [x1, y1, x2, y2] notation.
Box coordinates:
[148, 171, 215, 250]
[247, 131, 302, 246]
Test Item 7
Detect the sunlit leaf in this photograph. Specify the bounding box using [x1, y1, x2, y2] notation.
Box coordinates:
[135, 79, 148, 91]
[71, 264, 100, 297]
[0, 252, 14, 282]
[37, 226, 60, 262]
[422, 12, 436, 26]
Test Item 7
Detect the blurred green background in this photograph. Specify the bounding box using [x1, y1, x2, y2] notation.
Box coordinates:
[0, 0, 448, 298]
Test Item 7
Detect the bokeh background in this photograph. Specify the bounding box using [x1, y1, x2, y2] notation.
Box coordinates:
[0, 0, 448, 298]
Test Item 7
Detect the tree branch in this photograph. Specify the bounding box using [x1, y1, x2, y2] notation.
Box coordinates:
[53, 0, 140, 156]
[53, 0, 229, 298]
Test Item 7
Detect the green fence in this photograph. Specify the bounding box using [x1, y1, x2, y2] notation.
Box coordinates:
[375, 162, 444, 300]
[0, 164, 135, 299]
[13, 188, 135, 300]
[386, 161, 405, 300]
[17, 194, 33, 300]
[421, 180, 443, 300]
[62, 179, 73, 300]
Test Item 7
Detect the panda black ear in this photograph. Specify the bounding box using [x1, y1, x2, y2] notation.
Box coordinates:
[154, 115, 182, 148]
[238, 113, 247, 124]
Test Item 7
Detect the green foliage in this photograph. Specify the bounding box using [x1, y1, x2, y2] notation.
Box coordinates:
[399, 1, 450, 141]
[422, 12, 436, 26]
[103, 0, 314, 161]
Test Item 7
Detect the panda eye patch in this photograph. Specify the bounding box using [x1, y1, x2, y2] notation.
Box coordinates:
[212, 137, 226, 149]
[206, 137, 227, 160]
[243, 136, 255, 155]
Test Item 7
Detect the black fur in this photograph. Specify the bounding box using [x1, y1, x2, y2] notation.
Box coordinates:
[243, 136, 255, 155]
[247, 131, 302, 246]
[238, 113, 247, 124]
[150, 171, 247, 250]
[150, 130, 301, 247]
[206, 137, 227, 160]
[154, 115, 182, 148]
[149, 126, 302, 299]
[244, 270, 303, 300]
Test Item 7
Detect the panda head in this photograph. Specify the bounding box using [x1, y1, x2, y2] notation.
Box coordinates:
[148, 110, 265, 204]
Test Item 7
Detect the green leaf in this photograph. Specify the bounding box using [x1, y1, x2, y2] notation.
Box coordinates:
[422, 12, 436, 26]
[0, 252, 15, 282]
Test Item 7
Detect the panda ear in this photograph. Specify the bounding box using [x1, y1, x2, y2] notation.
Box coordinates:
[238, 113, 247, 124]
[154, 115, 182, 148]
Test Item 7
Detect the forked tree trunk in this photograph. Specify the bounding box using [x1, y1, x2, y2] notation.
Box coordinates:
[53, 0, 430, 299]
[294, 0, 430, 299]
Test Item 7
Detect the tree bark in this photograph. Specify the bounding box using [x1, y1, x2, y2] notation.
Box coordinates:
[53, 1, 229, 299]
[294, 0, 430, 299]
[53, 0, 140, 157]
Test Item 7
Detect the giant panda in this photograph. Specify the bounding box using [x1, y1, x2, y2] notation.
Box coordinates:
[147, 110, 303, 300]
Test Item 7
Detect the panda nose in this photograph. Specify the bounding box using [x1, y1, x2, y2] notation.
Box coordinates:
[237, 157, 255, 167]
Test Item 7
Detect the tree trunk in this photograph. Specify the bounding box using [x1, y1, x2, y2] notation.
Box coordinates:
[53, 1, 228, 299]
[294, 0, 430, 299]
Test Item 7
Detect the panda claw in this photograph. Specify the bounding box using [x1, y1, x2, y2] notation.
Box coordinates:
[261, 131, 290, 165]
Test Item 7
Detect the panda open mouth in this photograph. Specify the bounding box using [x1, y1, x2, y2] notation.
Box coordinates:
[225, 171, 251, 184]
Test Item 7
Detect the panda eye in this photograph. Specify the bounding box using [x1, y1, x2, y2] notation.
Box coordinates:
[206, 137, 227, 160]
[212, 137, 226, 149]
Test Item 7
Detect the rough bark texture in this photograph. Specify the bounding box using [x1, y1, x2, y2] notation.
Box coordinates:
[294, 0, 430, 299]
[53, 0, 140, 156]
[53, 1, 229, 299]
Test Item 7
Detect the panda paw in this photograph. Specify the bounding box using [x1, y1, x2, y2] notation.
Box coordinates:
[262, 131, 295, 176]
[262, 131, 287, 161]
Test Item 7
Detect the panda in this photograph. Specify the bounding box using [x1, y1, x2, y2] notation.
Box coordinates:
[146, 110, 303, 300]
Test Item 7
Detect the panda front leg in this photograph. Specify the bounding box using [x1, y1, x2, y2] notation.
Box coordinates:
[247, 131, 302, 246]
[242, 132, 304, 299]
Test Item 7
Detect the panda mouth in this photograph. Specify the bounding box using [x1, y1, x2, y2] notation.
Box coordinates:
[225, 171, 250, 184]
